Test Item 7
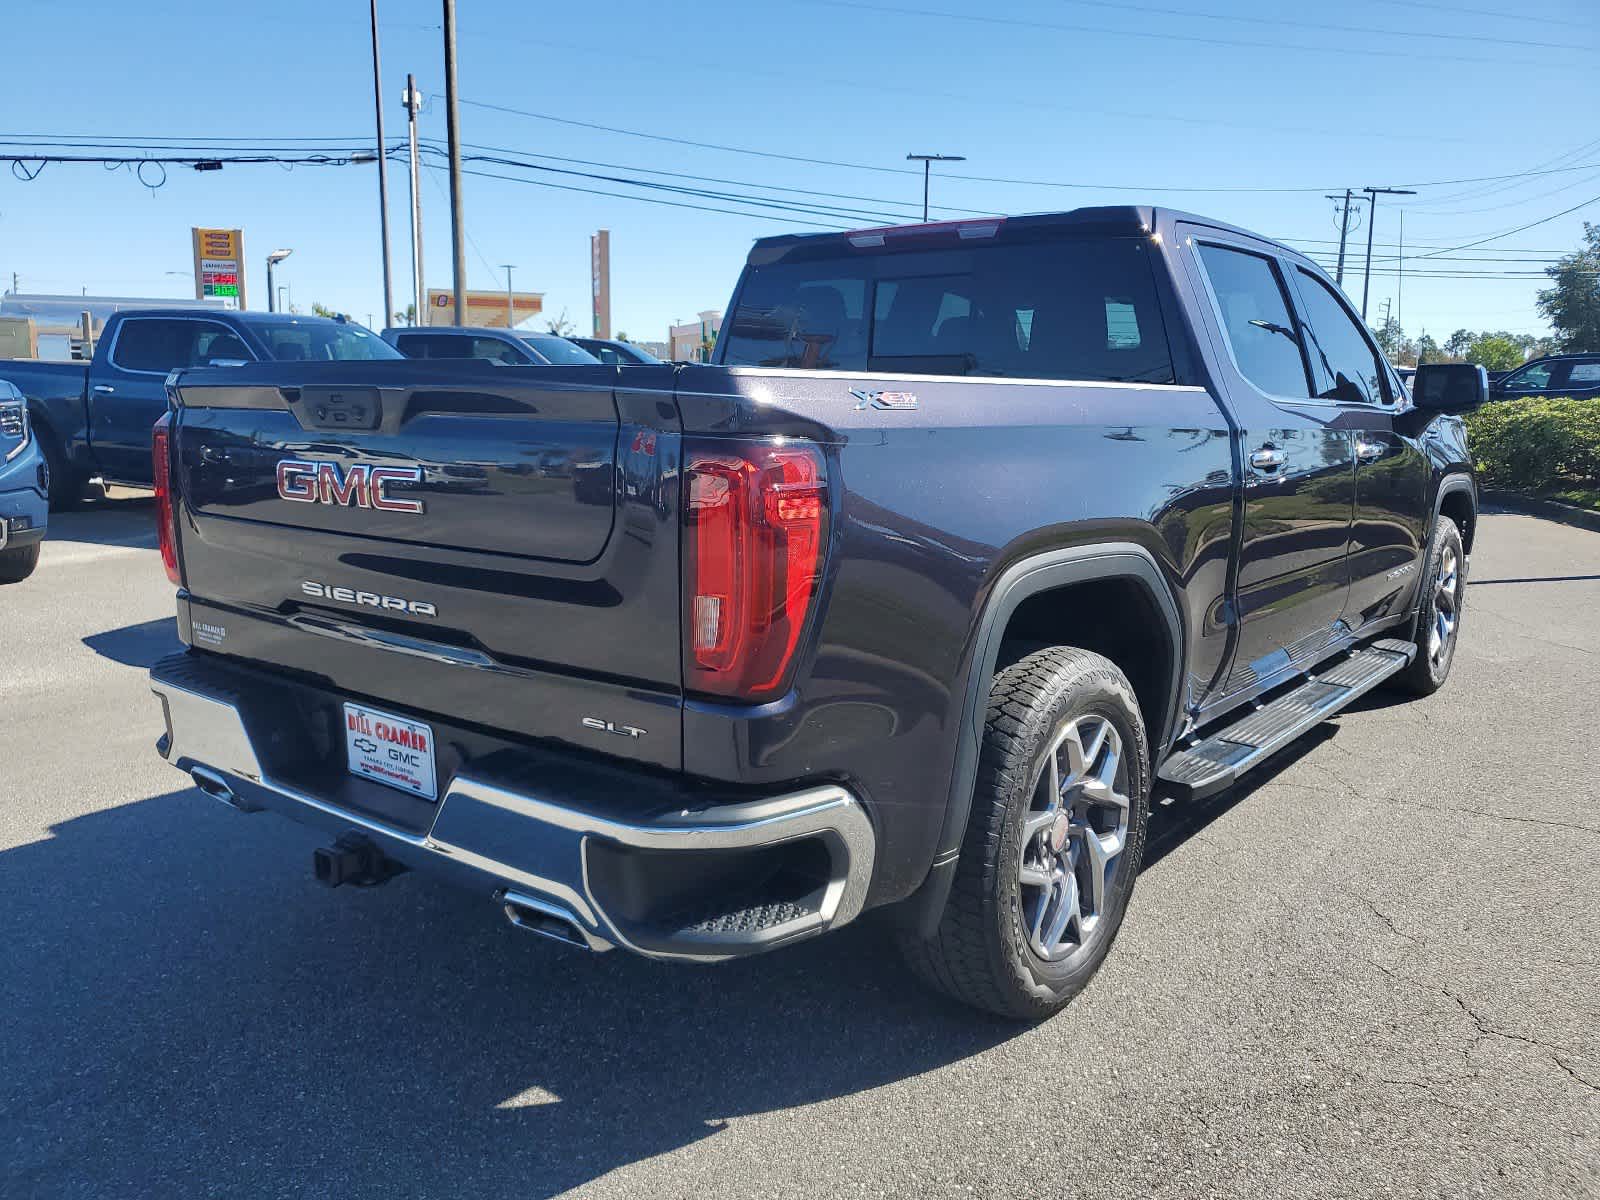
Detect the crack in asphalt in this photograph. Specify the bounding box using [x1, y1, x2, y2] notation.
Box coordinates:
[1306, 746, 1600, 837]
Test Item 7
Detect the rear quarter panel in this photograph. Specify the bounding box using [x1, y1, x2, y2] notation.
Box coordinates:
[676, 364, 1236, 904]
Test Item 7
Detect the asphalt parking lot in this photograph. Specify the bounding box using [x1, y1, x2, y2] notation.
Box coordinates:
[1, 497, 1596, 1199]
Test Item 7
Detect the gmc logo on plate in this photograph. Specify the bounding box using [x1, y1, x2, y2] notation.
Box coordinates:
[276, 460, 425, 514]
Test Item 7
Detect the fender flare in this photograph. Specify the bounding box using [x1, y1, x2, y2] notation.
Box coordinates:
[1433, 473, 1477, 541]
[905, 542, 1185, 937]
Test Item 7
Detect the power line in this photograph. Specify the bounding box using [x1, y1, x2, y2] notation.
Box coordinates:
[434, 162, 852, 232]
[1400, 192, 1600, 262]
[1376, 0, 1596, 32]
[804, 0, 1561, 69]
[1037, 0, 1587, 53]
[443, 102, 1600, 197]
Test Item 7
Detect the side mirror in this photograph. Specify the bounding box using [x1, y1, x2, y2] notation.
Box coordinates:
[1411, 362, 1487, 413]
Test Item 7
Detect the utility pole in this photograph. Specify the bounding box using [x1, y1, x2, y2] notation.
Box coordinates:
[442, 0, 467, 326]
[369, 0, 394, 328]
[1360, 186, 1416, 321]
[1397, 210, 1405, 334]
[403, 73, 425, 325]
[500, 264, 516, 327]
[906, 153, 965, 222]
[1325, 189, 1357, 286]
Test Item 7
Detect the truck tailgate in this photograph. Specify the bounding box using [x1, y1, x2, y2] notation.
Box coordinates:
[169, 360, 684, 769]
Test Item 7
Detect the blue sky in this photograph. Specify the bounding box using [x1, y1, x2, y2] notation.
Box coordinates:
[2, 0, 1592, 344]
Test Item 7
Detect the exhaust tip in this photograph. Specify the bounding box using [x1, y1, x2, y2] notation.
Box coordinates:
[498, 890, 612, 953]
[190, 765, 257, 812]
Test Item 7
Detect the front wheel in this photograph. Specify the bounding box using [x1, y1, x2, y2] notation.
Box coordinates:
[899, 646, 1150, 1020]
[37, 425, 86, 511]
[0, 542, 40, 584]
[1390, 515, 1465, 697]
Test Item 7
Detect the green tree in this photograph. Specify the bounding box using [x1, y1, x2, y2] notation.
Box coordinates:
[1537, 222, 1600, 352]
[544, 309, 576, 336]
[614, 331, 629, 343]
[311, 301, 336, 318]
[1415, 332, 1441, 365]
[1466, 332, 1524, 372]
[1375, 315, 1412, 362]
[1444, 329, 1474, 359]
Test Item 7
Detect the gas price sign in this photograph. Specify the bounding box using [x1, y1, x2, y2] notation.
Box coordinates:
[191, 228, 246, 309]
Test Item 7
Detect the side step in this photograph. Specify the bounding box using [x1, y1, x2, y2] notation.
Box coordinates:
[1158, 638, 1416, 801]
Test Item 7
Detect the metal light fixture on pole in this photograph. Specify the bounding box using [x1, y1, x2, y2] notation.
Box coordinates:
[906, 153, 965, 222]
[1360, 186, 1416, 321]
[442, 0, 467, 326]
[369, 0, 394, 328]
[500, 264, 516, 327]
[265, 249, 293, 313]
[402, 73, 425, 325]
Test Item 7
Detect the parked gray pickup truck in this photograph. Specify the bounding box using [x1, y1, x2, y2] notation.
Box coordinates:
[148, 207, 1482, 1019]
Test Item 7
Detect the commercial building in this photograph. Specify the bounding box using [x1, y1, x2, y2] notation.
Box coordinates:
[669, 310, 722, 362]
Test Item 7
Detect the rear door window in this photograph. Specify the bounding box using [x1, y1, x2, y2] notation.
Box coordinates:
[111, 319, 186, 372]
[1194, 244, 1311, 399]
[720, 238, 1173, 383]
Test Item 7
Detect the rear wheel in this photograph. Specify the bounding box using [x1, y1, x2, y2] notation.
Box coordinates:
[0, 542, 40, 584]
[1391, 516, 1465, 697]
[899, 646, 1150, 1020]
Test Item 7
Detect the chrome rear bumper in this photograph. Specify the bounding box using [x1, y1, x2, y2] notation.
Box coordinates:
[150, 656, 875, 961]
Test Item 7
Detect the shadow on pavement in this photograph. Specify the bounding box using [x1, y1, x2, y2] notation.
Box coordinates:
[43, 492, 156, 549]
[82, 618, 182, 669]
[0, 787, 1019, 1199]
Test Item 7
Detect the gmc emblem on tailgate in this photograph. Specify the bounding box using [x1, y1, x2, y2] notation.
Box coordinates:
[276, 460, 425, 514]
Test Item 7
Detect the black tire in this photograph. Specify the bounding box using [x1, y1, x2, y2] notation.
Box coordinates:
[899, 647, 1150, 1020]
[35, 422, 87, 511]
[1390, 515, 1465, 697]
[0, 542, 40, 584]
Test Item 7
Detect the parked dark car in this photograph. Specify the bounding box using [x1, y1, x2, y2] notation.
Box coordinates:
[0, 310, 398, 506]
[380, 326, 601, 366]
[0, 381, 47, 582]
[149, 206, 1478, 1020]
[1490, 352, 1600, 401]
[569, 336, 662, 365]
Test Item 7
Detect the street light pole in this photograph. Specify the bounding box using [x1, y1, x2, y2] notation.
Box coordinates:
[266, 249, 293, 313]
[442, 0, 467, 326]
[369, 0, 394, 328]
[500, 264, 516, 327]
[906, 153, 966, 222]
[403, 73, 425, 325]
[1360, 186, 1416, 321]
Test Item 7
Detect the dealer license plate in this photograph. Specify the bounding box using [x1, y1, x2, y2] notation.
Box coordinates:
[343, 702, 437, 800]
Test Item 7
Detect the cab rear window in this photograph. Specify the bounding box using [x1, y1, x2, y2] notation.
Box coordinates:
[719, 237, 1173, 384]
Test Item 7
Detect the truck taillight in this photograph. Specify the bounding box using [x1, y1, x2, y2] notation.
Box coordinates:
[684, 440, 828, 699]
[152, 413, 180, 585]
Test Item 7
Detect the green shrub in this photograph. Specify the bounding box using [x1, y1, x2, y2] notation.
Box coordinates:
[1465, 396, 1600, 491]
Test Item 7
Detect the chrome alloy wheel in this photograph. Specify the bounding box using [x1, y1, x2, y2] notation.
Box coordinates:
[1017, 714, 1132, 963]
[1429, 544, 1460, 667]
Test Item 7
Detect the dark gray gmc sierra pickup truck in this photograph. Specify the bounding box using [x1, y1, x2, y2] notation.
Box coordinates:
[146, 207, 1481, 1019]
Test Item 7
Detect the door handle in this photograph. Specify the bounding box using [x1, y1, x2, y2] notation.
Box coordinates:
[92, 384, 115, 395]
[1248, 447, 1286, 472]
[1355, 440, 1385, 463]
